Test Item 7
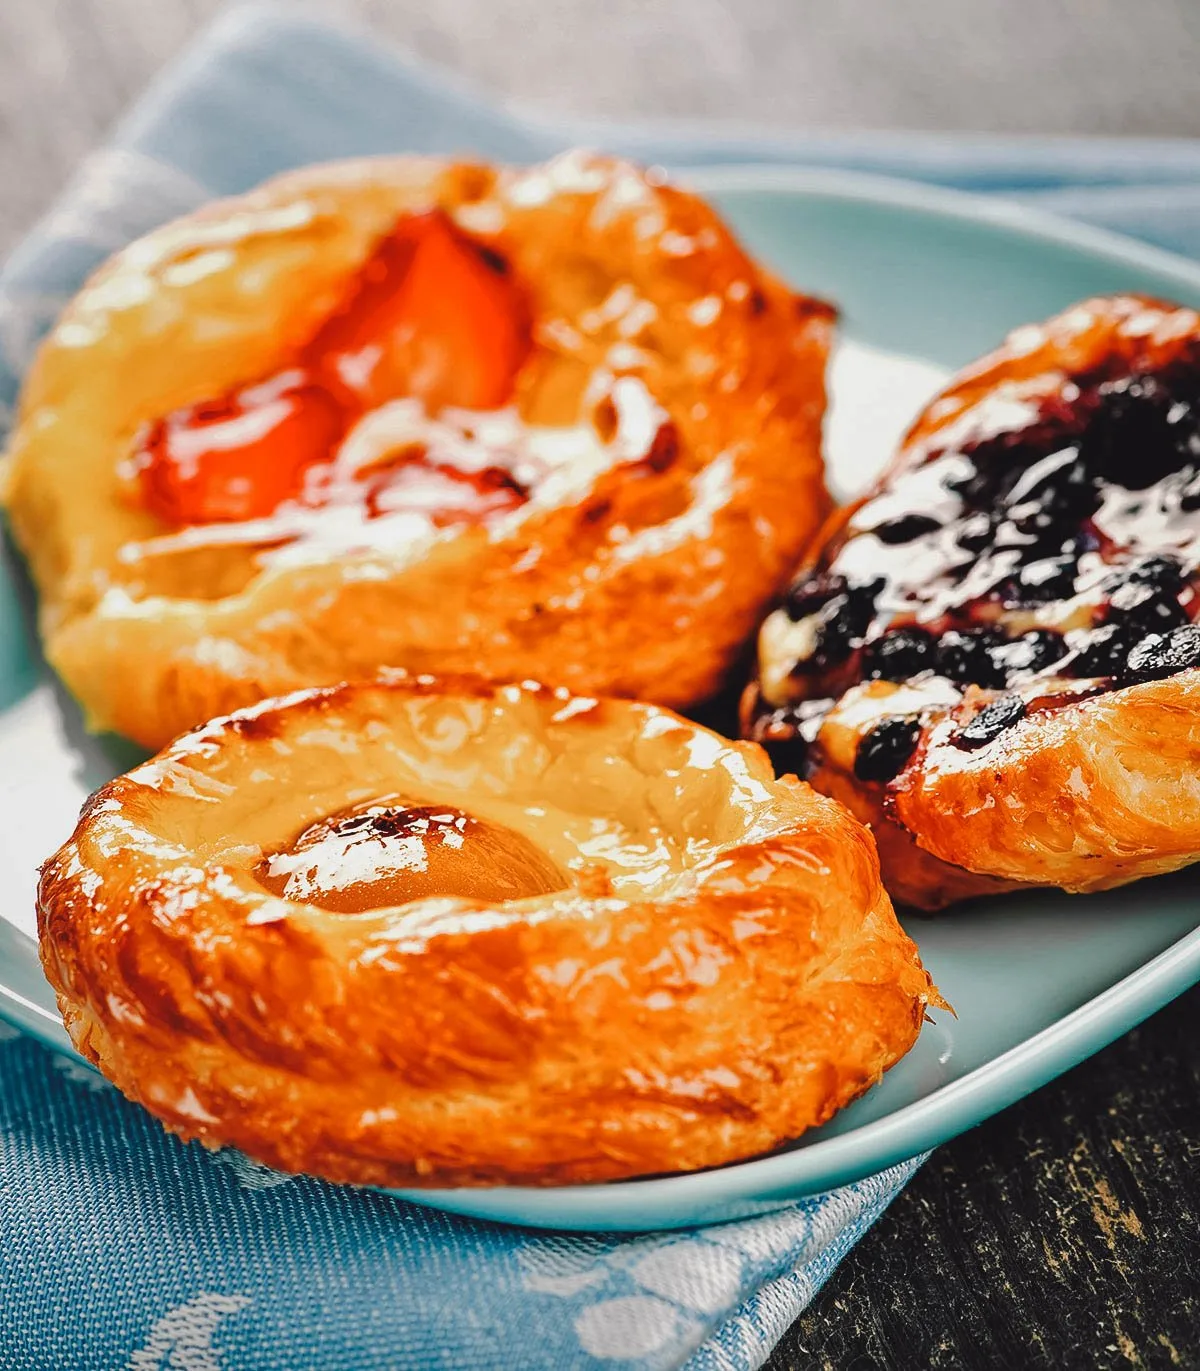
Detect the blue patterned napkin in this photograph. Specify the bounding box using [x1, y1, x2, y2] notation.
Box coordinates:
[4, 6, 1200, 1368]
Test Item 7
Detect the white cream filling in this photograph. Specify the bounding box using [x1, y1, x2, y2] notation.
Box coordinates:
[115, 373, 673, 575]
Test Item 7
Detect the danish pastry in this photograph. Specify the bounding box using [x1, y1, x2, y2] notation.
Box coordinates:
[1, 152, 833, 749]
[743, 294, 1200, 909]
[38, 676, 938, 1187]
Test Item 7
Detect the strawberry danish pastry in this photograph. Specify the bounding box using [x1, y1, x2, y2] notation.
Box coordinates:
[1, 152, 832, 748]
[744, 295, 1200, 909]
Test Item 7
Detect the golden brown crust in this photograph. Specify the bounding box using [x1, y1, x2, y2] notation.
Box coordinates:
[2, 152, 832, 749]
[38, 675, 937, 1187]
[745, 295, 1200, 909]
[890, 671, 1200, 892]
[803, 753, 1024, 910]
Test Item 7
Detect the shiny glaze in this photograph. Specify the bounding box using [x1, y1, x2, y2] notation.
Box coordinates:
[256, 796, 568, 912]
[125, 381, 675, 572]
[752, 336, 1200, 782]
[131, 209, 531, 529]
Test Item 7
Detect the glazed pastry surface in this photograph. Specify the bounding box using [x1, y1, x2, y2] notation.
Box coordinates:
[38, 676, 938, 1187]
[744, 295, 1200, 908]
[1, 152, 832, 749]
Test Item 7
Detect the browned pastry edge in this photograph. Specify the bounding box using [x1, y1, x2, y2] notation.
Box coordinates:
[805, 755, 1026, 910]
[889, 670, 1200, 894]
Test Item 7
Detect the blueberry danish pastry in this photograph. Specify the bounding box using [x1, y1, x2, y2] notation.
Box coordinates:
[744, 295, 1200, 909]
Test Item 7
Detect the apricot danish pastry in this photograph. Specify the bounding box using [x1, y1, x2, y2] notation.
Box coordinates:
[744, 295, 1200, 909]
[1, 152, 832, 749]
[38, 676, 938, 1187]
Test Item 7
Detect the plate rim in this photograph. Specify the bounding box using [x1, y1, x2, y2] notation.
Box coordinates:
[5, 162, 1200, 1230]
[685, 161, 1200, 295]
[390, 922, 1200, 1228]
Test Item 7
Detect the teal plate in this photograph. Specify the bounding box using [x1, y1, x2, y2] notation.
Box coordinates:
[3, 166, 1200, 1232]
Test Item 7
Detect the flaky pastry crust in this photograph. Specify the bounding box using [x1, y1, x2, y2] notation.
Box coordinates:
[745, 295, 1200, 908]
[889, 671, 1200, 892]
[2, 152, 832, 749]
[38, 676, 937, 1188]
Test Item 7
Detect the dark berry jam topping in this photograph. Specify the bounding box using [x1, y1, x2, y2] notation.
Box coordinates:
[1125, 623, 1200, 681]
[853, 717, 922, 784]
[783, 574, 833, 621]
[1003, 554, 1077, 605]
[750, 343, 1200, 779]
[771, 347, 1200, 703]
[954, 694, 1027, 750]
[1105, 577, 1188, 631]
[862, 626, 937, 681]
[744, 697, 836, 780]
[1068, 622, 1136, 679]
[874, 513, 942, 544]
[811, 579, 882, 670]
[934, 627, 1006, 689]
[1083, 373, 1200, 489]
[1108, 553, 1184, 593]
[997, 629, 1067, 676]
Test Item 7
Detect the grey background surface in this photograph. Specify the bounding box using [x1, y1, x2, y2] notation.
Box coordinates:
[3, 0, 1200, 259]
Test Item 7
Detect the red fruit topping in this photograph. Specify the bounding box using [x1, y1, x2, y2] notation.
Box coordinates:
[135, 370, 347, 525]
[133, 211, 529, 527]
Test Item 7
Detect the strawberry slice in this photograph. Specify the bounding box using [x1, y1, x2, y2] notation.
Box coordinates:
[135, 370, 347, 525]
[134, 211, 529, 526]
[312, 210, 528, 413]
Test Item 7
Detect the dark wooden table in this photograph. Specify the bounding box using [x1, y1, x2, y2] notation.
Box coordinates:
[4, 3, 1200, 1367]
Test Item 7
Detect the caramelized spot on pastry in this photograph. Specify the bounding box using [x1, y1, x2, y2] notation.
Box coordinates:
[132, 210, 530, 527]
[642, 420, 680, 473]
[592, 393, 619, 443]
[255, 797, 568, 913]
